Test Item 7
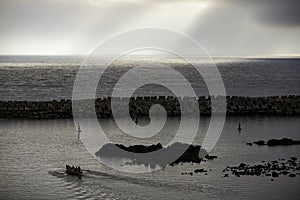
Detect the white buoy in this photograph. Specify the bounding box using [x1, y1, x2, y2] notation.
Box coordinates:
[77, 122, 81, 138]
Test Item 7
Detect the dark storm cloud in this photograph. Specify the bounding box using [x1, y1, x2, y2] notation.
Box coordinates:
[185, 0, 300, 55]
[154, 0, 300, 27]
[243, 0, 300, 27]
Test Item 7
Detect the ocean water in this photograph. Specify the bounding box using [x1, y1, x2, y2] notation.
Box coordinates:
[0, 56, 300, 101]
[0, 56, 300, 199]
[0, 116, 300, 199]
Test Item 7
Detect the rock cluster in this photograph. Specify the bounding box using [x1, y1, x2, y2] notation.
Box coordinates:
[181, 168, 209, 176]
[223, 157, 299, 180]
[250, 138, 300, 146]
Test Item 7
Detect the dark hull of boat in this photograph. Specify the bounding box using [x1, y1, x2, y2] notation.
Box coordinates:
[65, 170, 82, 178]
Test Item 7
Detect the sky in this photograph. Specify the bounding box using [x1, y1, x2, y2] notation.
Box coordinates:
[0, 0, 299, 56]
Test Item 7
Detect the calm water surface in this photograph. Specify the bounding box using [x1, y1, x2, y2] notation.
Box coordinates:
[0, 116, 299, 199]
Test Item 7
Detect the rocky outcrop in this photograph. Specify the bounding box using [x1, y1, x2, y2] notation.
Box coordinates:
[251, 138, 300, 146]
[95, 142, 215, 166]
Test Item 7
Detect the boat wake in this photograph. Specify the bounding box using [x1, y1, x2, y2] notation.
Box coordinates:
[49, 168, 206, 192]
[49, 169, 120, 199]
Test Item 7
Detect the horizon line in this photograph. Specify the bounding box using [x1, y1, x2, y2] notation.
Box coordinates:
[0, 54, 300, 58]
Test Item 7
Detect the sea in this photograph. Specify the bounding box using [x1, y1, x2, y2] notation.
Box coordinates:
[0, 56, 300, 199]
[0, 56, 300, 100]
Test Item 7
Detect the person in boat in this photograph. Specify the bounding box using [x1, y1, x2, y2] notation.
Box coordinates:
[66, 165, 81, 172]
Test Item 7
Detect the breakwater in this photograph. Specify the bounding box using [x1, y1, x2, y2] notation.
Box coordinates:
[0, 96, 299, 119]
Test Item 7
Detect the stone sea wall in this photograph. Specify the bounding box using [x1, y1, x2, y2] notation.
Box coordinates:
[0, 96, 299, 119]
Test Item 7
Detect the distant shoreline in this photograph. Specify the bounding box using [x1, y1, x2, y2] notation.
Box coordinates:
[0, 95, 299, 119]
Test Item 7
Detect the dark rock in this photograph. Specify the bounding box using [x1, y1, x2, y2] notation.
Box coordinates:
[271, 172, 279, 177]
[266, 138, 300, 146]
[281, 171, 289, 175]
[205, 155, 217, 160]
[290, 157, 297, 161]
[254, 140, 265, 145]
[238, 163, 247, 168]
[96, 142, 209, 167]
[288, 160, 297, 166]
[265, 173, 271, 176]
[246, 143, 253, 146]
[223, 157, 298, 178]
[194, 169, 207, 173]
[289, 173, 296, 177]
[253, 138, 300, 146]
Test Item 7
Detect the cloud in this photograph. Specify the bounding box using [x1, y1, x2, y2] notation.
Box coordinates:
[0, 0, 299, 55]
[149, 0, 300, 27]
[215, 0, 300, 27]
[0, 0, 150, 54]
[186, 0, 300, 55]
[251, 0, 300, 27]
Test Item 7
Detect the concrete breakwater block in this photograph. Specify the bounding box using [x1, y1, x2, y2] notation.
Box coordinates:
[0, 95, 299, 119]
